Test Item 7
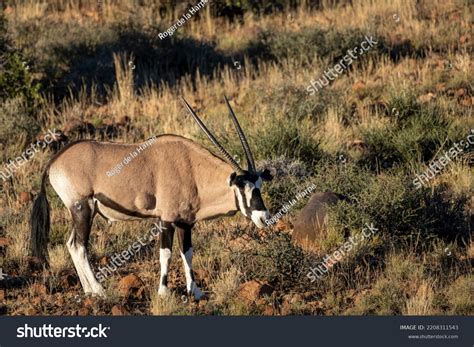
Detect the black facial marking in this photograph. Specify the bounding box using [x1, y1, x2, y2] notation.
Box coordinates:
[229, 170, 270, 217]
[250, 188, 266, 210]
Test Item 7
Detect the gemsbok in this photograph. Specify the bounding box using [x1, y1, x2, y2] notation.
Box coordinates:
[30, 96, 273, 300]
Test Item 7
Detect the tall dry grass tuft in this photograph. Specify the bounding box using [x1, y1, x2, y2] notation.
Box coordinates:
[404, 281, 435, 315]
[112, 52, 135, 109]
[150, 290, 188, 316]
[209, 266, 241, 306]
[5, 222, 29, 270]
[48, 244, 71, 274]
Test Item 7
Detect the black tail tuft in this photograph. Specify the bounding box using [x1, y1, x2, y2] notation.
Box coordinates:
[30, 171, 50, 264]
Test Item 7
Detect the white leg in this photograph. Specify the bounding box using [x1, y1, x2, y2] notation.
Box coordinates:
[67, 233, 105, 297]
[158, 248, 171, 296]
[180, 247, 202, 300]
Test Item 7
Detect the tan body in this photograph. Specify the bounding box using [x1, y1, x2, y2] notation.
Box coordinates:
[48, 135, 237, 224]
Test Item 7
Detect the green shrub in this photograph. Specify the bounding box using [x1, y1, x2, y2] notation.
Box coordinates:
[361, 97, 452, 169]
[0, 97, 40, 147]
[232, 232, 311, 290]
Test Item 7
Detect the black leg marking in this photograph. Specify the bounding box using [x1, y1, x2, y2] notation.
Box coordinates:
[67, 199, 104, 295]
[175, 223, 201, 299]
[158, 222, 175, 296]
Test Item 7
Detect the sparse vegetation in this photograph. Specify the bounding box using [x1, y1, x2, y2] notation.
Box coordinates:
[0, 0, 472, 316]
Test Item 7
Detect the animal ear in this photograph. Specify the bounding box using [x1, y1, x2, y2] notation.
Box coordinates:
[260, 169, 273, 181]
[228, 172, 238, 186]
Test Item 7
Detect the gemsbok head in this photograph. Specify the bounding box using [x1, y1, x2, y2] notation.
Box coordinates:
[30, 96, 273, 300]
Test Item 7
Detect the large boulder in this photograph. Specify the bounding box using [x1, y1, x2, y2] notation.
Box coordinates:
[292, 191, 346, 251]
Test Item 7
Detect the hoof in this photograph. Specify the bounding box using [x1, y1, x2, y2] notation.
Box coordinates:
[189, 284, 203, 301]
[158, 286, 170, 296]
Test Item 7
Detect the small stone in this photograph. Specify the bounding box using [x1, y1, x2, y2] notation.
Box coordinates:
[19, 191, 33, 204]
[77, 307, 90, 316]
[83, 297, 94, 308]
[98, 256, 109, 265]
[418, 92, 436, 103]
[459, 35, 469, 44]
[435, 83, 446, 92]
[111, 304, 129, 316]
[118, 274, 142, 297]
[459, 97, 472, 107]
[26, 307, 38, 315]
[238, 280, 274, 304]
[275, 219, 290, 232]
[0, 237, 10, 247]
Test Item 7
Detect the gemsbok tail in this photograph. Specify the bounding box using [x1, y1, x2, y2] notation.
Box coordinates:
[30, 170, 50, 263]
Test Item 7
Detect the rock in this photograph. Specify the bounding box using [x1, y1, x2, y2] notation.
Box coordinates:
[459, 35, 469, 44]
[0, 289, 5, 300]
[83, 297, 95, 308]
[275, 219, 291, 232]
[19, 191, 33, 204]
[111, 304, 129, 316]
[262, 305, 276, 315]
[26, 307, 38, 315]
[435, 83, 446, 92]
[31, 283, 47, 296]
[98, 256, 109, 265]
[459, 97, 473, 107]
[418, 92, 436, 103]
[238, 280, 274, 304]
[455, 88, 466, 97]
[118, 274, 142, 297]
[0, 237, 10, 247]
[292, 192, 347, 251]
[77, 307, 90, 316]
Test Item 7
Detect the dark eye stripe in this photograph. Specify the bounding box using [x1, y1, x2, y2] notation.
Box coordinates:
[250, 189, 266, 211]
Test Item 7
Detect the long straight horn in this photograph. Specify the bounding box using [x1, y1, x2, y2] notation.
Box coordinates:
[181, 97, 244, 174]
[224, 95, 256, 173]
